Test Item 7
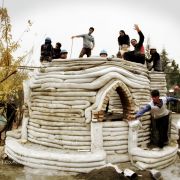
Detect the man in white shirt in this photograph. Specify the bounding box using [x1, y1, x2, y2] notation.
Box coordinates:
[136, 89, 180, 148]
[72, 27, 95, 58]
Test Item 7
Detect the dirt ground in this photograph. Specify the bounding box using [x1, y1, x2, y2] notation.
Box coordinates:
[0, 149, 179, 180]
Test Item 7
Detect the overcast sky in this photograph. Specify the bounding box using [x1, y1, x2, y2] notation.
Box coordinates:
[2, 0, 180, 66]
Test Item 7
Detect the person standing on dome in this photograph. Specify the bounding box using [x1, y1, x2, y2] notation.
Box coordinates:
[53, 42, 62, 59]
[117, 30, 130, 58]
[59, 49, 68, 59]
[40, 37, 54, 63]
[146, 48, 162, 72]
[99, 49, 108, 57]
[71, 27, 95, 58]
[124, 24, 145, 64]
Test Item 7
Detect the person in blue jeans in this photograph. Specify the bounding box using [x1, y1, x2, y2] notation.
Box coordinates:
[135, 89, 180, 148]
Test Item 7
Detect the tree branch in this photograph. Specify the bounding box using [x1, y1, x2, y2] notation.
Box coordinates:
[0, 70, 17, 83]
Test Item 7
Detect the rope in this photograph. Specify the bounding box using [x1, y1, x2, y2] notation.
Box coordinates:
[70, 38, 74, 58]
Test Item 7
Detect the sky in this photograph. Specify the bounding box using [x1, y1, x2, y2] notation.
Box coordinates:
[1, 0, 180, 66]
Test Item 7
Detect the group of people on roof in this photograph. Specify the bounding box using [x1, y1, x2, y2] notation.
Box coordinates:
[40, 38, 68, 62]
[39, 26, 180, 151]
[40, 24, 162, 72]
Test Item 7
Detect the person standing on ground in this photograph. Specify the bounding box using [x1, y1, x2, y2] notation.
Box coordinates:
[135, 89, 180, 148]
[71, 27, 95, 58]
[146, 48, 162, 71]
[124, 24, 145, 64]
[117, 30, 130, 58]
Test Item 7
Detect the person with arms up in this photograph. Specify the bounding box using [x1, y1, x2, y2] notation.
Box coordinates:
[135, 89, 180, 148]
[71, 27, 95, 58]
[124, 24, 145, 64]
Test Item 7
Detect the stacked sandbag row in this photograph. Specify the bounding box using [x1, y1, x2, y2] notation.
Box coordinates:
[28, 88, 93, 151]
[6, 129, 21, 139]
[137, 114, 151, 146]
[133, 145, 178, 170]
[102, 121, 129, 162]
[128, 120, 178, 170]
[30, 59, 149, 151]
[27, 120, 91, 151]
[5, 138, 106, 173]
[170, 121, 179, 143]
[149, 72, 167, 96]
[129, 88, 151, 108]
[128, 87, 151, 147]
[30, 60, 150, 119]
[6, 58, 154, 172]
[108, 89, 123, 114]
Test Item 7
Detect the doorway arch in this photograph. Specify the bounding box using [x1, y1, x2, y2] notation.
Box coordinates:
[92, 80, 136, 122]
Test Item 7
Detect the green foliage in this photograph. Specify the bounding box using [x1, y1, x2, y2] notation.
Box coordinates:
[160, 48, 180, 90]
[0, 7, 30, 103]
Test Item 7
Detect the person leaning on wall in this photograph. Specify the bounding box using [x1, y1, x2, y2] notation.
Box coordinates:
[135, 89, 180, 149]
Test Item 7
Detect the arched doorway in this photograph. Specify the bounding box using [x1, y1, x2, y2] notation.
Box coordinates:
[91, 80, 137, 163]
[92, 80, 136, 122]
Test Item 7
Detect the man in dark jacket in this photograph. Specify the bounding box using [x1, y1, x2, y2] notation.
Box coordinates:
[124, 24, 145, 64]
[53, 42, 61, 59]
[147, 48, 162, 71]
[118, 30, 130, 47]
[40, 37, 54, 63]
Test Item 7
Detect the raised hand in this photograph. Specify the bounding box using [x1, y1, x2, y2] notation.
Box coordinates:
[134, 24, 140, 32]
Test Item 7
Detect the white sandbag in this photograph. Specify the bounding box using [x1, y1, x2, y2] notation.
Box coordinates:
[104, 145, 128, 151]
[102, 121, 128, 127]
[135, 155, 177, 170]
[31, 91, 96, 97]
[7, 146, 105, 168]
[30, 107, 85, 116]
[106, 154, 129, 163]
[21, 117, 29, 141]
[103, 140, 128, 146]
[133, 150, 177, 164]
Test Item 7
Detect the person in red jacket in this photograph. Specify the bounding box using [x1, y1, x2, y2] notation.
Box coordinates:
[124, 24, 145, 64]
